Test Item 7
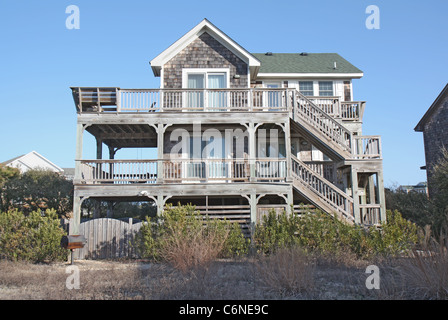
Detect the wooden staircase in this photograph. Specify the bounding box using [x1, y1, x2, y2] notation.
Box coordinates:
[291, 155, 355, 224]
[287, 90, 376, 225]
[289, 90, 353, 160]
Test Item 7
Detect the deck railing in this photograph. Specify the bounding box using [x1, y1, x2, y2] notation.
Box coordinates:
[292, 90, 353, 154]
[359, 204, 381, 226]
[72, 87, 364, 121]
[352, 136, 382, 159]
[78, 158, 287, 184]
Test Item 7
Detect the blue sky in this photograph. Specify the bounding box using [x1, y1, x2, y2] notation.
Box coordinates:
[0, 0, 447, 187]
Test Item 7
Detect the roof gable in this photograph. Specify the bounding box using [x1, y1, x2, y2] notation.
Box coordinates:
[150, 19, 260, 78]
[415, 83, 448, 132]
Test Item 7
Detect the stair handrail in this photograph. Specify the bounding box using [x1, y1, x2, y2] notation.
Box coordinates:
[291, 155, 355, 222]
[290, 89, 353, 153]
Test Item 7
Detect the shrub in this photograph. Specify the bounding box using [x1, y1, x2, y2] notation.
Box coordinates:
[0, 169, 73, 218]
[253, 208, 421, 259]
[253, 210, 301, 254]
[368, 210, 421, 257]
[0, 209, 67, 262]
[220, 222, 250, 258]
[136, 204, 248, 272]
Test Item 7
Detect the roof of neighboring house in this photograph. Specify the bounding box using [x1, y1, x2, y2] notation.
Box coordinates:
[252, 53, 363, 77]
[1, 154, 25, 165]
[1, 151, 63, 173]
[415, 83, 448, 132]
[62, 168, 75, 175]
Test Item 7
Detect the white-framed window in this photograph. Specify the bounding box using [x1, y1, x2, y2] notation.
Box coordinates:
[318, 81, 334, 96]
[182, 68, 230, 111]
[299, 81, 314, 96]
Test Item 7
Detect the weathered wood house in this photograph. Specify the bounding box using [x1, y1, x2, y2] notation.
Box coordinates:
[69, 19, 386, 236]
[415, 83, 448, 198]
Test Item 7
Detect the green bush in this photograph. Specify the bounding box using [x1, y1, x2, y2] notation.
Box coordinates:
[0, 209, 68, 262]
[253, 208, 421, 259]
[367, 210, 421, 256]
[253, 210, 301, 254]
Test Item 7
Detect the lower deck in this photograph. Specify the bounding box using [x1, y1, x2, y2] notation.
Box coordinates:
[70, 182, 317, 233]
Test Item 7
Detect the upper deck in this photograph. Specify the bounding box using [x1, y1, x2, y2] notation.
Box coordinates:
[71, 87, 366, 122]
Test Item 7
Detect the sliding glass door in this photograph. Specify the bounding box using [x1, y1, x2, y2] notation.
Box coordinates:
[185, 70, 227, 111]
[187, 74, 205, 109]
[208, 73, 227, 111]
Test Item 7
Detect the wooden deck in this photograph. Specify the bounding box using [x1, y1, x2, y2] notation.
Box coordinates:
[71, 87, 366, 122]
[70, 86, 385, 229]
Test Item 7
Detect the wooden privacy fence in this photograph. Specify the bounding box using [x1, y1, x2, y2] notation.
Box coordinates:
[72, 218, 143, 260]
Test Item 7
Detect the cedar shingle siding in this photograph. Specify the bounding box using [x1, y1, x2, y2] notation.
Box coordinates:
[163, 32, 248, 89]
[422, 98, 448, 197]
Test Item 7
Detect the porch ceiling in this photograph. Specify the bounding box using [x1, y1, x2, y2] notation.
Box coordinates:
[86, 123, 157, 149]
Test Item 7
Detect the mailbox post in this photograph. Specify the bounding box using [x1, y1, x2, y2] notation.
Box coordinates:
[61, 235, 87, 264]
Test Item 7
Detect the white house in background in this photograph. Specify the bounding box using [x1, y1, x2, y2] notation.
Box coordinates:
[2, 151, 64, 174]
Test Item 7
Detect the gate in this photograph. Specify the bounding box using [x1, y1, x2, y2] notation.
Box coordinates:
[72, 218, 143, 259]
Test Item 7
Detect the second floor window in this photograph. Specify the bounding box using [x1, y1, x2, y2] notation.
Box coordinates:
[318, 81, 333, 96]
[299, 81, 314, 96]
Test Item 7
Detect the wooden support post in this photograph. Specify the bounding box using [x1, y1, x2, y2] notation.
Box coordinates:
[74, 123, 84, 183]
[368, 174, 376, 204]
[70, 193, 82, 235]
[249, 192, 257, 235]
[376, 169, 387, 223]
[96, 137, 103, 160]
[351, 166, 361, 224]
[286, 189, 293, 214]
[248, 123, 256, 181]
[157, 123, 164, 184]
[72, 123, 84, 235]
[277, 121, 292, 182]
[157, 195, 171, 216]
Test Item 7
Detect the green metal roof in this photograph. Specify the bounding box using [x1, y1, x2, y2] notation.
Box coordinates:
[252, 53, 363, 74]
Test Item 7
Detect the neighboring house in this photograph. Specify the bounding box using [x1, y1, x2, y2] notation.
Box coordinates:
[61, 167, 75, 181]
[2, 151, 64, 174]
[415, 83, 448, 198]
[398, 182, 428, 195]
[69, 19, 386, 235]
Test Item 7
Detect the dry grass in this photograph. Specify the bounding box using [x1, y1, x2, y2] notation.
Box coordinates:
[254, 247, 315, 297]
[2, 242, 448, 300]
[398, 235, 448, 299]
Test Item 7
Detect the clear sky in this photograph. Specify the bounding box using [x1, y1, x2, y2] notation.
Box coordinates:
[0, 0, 447, 188]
